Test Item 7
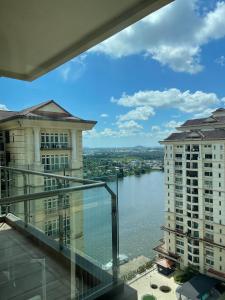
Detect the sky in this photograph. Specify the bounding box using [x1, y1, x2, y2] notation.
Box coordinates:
[1, 0, 225, 147]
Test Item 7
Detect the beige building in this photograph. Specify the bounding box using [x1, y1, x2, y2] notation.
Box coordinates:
[0, 100, 96, 250]
[154, 108, 225, 281]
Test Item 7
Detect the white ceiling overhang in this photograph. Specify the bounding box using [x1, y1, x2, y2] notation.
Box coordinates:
[0, 0, 173, 81]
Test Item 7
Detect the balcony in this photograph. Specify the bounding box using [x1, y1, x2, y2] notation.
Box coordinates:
[41, 143, 72, 150]
[153, 242, 180, 262]
[161, 225, 186, 237]
[0, 166, 136, 300]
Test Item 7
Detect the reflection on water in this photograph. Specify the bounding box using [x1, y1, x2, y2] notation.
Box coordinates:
[84, 171, 164, 264]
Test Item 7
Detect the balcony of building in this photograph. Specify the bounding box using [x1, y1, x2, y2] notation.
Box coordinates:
[0, 166, 137, 300]
[153, 240, 180, 262]
[41, 143, 72, 151]
[161, 225, 186, 237]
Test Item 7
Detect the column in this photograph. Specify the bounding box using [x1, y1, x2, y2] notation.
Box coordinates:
[71, 128, 77, 161]
[33, 127, 40, 163]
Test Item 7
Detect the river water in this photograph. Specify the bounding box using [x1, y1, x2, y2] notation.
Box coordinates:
[83, 171, 165, 264]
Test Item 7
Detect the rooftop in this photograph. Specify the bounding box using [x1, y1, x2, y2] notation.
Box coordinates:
[164, 128, 225, 142]
[0, 100, 96, 125]
[176, 274, 220, 299]
[180, 108, 225, 128]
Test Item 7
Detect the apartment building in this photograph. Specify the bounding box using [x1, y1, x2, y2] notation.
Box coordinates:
[0, 100, 96, 250]
[154, 108, 225, 281]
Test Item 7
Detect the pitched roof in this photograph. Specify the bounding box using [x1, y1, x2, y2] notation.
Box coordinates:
[164, 129, 225, 142]
[181, 115, 225, 127]
[176, 275, 219, 299]
[0, 100, 96, 125]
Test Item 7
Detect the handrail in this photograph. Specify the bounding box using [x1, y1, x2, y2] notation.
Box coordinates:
[0, 182, 107, 205]
[0, 166, 99, 185]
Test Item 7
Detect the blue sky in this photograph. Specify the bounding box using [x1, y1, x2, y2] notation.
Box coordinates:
[1, 0, 225, 147]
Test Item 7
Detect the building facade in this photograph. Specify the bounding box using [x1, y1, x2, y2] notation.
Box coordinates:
[0, 100, 96, 251]
[154, 108, 225, 281]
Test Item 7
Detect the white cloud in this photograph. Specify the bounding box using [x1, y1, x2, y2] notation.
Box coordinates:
[112, 88, 220, 113]
[60, 54, 87, 81]
[0, 104, 8, 111]
[117, 120, 143, 130]
[100, 113, 108, 118]
[91, 0, 225, 73]
[84, 119, 143, 140]
[215, 55, 225, 66]
[193, 108, 215, 118]
[164, 120, 183, 129]
[117, 106, 155, 122]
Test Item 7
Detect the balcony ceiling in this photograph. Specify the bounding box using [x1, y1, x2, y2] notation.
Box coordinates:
[0, 0, 172, 81]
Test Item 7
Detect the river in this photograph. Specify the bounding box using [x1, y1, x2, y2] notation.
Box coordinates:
[83, 171, 165, 265]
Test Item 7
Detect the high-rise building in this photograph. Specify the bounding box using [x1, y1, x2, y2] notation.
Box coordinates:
[154, 108, 225, 281]
[0, 100, 96, 251]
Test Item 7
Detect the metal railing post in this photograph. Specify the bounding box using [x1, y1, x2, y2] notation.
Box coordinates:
[111, 193, 119, 283]
[57, 179, 64, 251]
[23, 174, 28, 227]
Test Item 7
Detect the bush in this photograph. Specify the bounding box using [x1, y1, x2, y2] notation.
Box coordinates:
[174, 267, 198, 283]
[137, 265, 146, 274]
[145, 261, 153, 269]
[125, 270, 137, 281]
[142, 295, 156, 300]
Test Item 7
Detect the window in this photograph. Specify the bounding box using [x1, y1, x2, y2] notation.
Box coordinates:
[45, 219, 59, 237]
[205, 189, 213, 195]
[204, 171, 212, 176]
[206, 258, 214, 266]
[205, 207, 213, 213]
[41, 132, 69, 148]
[44, 177, 58, 190]
[44, 197, 58, 213]
[205, 215, 213, 221]
[5, 131, 10, 143]
[42, 154, 69, 171]
[45, 216, 70, 238]
[204, 163, 212, 168]
[44, 195, 70, 213]
[205, 154, 212, 159]
[205, 250, 214, 257]
[176, 240, 184, 246]
[205, 224, 213, 230]
[205, 198, 213, 204]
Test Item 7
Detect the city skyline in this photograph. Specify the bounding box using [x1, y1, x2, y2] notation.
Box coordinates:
[1, 0, 225, 147]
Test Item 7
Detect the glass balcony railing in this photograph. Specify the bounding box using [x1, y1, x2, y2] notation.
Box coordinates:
[0, 166, 133, 300]
[41, 142, 71, 149]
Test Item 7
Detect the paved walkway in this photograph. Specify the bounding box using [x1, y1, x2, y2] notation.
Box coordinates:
[129, 266, 179, 300]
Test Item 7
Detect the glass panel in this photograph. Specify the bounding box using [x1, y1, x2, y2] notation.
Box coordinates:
[0, 167, 117, 299]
